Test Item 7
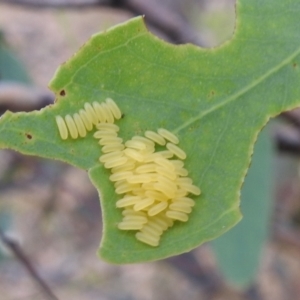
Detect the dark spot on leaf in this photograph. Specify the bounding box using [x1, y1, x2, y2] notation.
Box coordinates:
[60, 90, 66, 96]
[293, 63, 297, 68]
[25, 133, 32, 139]
[209, 90, 216, 99]
[121, 113, 125, 118]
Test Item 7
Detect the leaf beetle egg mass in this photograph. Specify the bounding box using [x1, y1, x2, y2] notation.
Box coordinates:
[55, 98, 201, 246]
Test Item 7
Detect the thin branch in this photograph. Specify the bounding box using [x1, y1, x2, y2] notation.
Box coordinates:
[0, 82, 54, 114]
[0, 228, 59, 300]
[275, 109, 300, 155]
[275, 127, 300, 155]
[281, 109, 300, 130]
[0, 0, 108, 9]
[0, 0, 206, 46]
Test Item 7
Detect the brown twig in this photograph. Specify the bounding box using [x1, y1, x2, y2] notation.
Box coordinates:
[0, 0, 206, 46]
[0, 82, 54, 114]
[275, 126, 300, 155]
[0, 0, 108, 9]
[275, 109, 300, 155]
[281, 109, 300, 130]
[0, 228, 59, 300]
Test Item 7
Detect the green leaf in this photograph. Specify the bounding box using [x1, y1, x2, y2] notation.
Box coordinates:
[211, 125, 273, 286]
[0, 39, 31, 84]
[0, 0, 300, 264]
[0, 35, 31, 260]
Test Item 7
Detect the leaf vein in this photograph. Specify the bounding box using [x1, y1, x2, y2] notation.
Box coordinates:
[174, 46, 300, 133]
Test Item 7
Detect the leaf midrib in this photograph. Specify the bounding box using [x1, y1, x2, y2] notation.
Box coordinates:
[174, 46, 300, 133]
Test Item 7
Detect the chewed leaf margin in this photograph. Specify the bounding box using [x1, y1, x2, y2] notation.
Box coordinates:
[2, 0, 300, 263]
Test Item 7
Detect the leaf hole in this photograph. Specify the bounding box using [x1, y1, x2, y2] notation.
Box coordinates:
[209, 90, 216, 98]
[60, 90, 66, 96]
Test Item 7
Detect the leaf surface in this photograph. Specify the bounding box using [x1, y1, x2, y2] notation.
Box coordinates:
[211, 126, 273, 286]
[0, 0, 300, 263]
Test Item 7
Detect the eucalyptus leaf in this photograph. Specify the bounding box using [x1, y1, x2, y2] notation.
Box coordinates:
[0, 0, 299, 263]
[0, 39, 31, 84]
[211, 126, 273, 286]
[0, 35, 31, 259]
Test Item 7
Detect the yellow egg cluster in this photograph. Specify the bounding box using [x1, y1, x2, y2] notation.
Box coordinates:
[56, 99, 201, 247]
[55, 98, 122, 140]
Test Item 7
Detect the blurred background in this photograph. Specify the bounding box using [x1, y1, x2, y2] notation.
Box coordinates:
[1, 0, 300, 299]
